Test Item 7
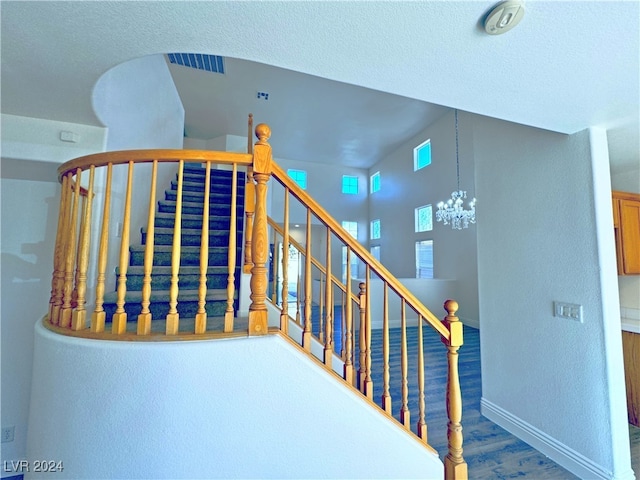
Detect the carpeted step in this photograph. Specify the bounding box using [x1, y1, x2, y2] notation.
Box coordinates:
[163, 188, 244, 205]
[102, 288, 233, 319]
[171, 178, 246, 194]
[116, 265, 240, 291]
[128, 244, 241, 267]
[158, 200, 244, 216]
[140, 226, 244, 247]
[154, 212, 243, 230]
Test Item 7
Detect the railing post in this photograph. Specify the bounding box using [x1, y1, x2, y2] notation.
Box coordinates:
[248, 123, 272, 335]
[243, 113, 255, 274]
[442, 299, 468, 480]
[358, 282, 367, 393]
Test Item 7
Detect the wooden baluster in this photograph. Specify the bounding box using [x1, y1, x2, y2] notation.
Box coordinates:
[195, 161, 212, 334]
[112, 161, 134, 334]
[271, 229, 279, 304]
[302, 209, 312, 350]
[71, 165, 95, 330]
[381, 282, 392, 414]
[358, 281, 367, 393]
[364, 265, 373, 399]
[71, 194, 88, 309]
[224, 163, 238, 332]
[340, 290, 346, 359]
[442, 299, 468, 480]
[91, 163, 113, 333]
[166, 160, 184, 335]
[417, 314, 428, 442]
[343, 247, 354, 385]
[60, 168, 82, 328]
[248, 123, 272, 335]
[243, 114, 255, 274]
[400, 298, 410, 428]
[295, 260, 302, 326]
[280, 187, 290, 333]
[49, 174, 71, 325]
[137, 160, 158, 335]
[324, 228, 333, 368]
[318, 275, 324, 342]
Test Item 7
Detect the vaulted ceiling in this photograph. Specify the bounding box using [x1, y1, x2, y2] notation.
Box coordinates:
[1, 1, 638, 171]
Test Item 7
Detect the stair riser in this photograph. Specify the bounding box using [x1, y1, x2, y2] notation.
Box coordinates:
[172, 180, 246, 194]
[154, 217, 242, 230]
[141, 232, 243, 247]
[129, 249, 241, 267]
[158, 203, 243, 216]
[115, 271, 239, 291]
[165, 190, 245, 204]
[102, 299, 232, 320]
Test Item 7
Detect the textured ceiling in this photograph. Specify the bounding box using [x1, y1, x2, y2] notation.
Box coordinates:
[1, 1, 638, 170]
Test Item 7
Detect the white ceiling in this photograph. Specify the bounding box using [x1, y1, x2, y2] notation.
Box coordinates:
[1, 1, 638, 171]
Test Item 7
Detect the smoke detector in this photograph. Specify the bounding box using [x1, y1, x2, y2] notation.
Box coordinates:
[484, 0, 525, 35]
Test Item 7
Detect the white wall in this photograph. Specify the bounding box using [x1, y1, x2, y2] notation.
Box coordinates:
[1, 54, 185, 473]
[27, 323, 443, 479]
[473, 117, 633, 479]
[367, 111, 479, 326]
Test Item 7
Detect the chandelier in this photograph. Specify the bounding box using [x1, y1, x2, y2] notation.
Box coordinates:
[436, 109, 477, 230]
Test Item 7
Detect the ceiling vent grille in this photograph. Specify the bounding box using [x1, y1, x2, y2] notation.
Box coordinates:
[167, 53, 225, 74]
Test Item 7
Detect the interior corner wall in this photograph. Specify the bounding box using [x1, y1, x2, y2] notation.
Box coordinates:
[367, 111, 479, 326]
[473, 116, 631, 478]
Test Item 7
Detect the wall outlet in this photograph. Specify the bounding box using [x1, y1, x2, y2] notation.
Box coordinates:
[553, 301, 583, 322]
[1, 426, 15, 443]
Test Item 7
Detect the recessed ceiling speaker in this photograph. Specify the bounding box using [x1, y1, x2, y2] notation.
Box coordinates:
[484, 0, 525, 35]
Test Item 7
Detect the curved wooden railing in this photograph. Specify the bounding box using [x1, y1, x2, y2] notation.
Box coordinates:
[43, 120, 466, 479]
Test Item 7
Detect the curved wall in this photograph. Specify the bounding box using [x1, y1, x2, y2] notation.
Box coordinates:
[27, 321, 442, 479]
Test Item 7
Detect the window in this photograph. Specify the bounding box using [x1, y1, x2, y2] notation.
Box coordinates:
[342, 175, 358, 195]
[342, 246, 359, 283]
[287, 169, 307, 189]
[371, 245, 380, 262]
[370, 219, 381, 240]
[415, 205, 433, 232]
[414, 139, 432, 171]
[341, 221, 358, 239]
[370, 171, 381, 194]
[415, 240, 434, 279]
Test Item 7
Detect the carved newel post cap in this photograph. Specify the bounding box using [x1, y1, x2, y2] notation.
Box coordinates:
[444, 299, 459, 316]
[255, 123, 271, 142]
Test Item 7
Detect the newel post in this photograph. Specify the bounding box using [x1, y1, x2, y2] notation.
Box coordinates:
[442, 299, 468, 480]
[248, 123, 272, 335]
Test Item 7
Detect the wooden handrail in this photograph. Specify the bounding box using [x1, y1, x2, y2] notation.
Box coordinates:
[270, 162, 450, 341]
[58, 149, 253, 181]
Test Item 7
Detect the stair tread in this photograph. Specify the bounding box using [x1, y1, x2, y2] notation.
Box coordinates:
[129, 244, 239, 253]
[119, 265, 237, 274]
[103, 288, 230, 302]
[141, 226, 238, 235]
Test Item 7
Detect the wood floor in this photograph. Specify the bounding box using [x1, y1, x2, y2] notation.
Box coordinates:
[367, 324, 639, 479]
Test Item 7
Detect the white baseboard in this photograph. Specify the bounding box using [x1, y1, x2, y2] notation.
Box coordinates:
[480, 398, 635, 480]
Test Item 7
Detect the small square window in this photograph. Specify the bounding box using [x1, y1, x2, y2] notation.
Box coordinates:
[370, 219, 381, 240]
[287, 169, 307, 189]
[415, 205, 433, 232]
[414, 140, 431, 171]
[342, 175, 358, 195]
[341, 221, 358, 239]
[370, 171, 381, 194]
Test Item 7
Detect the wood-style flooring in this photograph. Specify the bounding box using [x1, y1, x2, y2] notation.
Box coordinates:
[365, 324, 639, 479]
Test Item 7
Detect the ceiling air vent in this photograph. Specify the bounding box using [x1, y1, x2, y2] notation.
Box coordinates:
[167, 53, 225, 74]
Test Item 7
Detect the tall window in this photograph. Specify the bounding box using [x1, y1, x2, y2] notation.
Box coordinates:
[370, 171, 381, 194]
[342, 175, 358, 195]
[287, 169, 307, 189]
[415, 240, 434, 279]
[370, 219, 381, 240]
[415, 205, 433, 232]
[342, 246, 359, 283]
[414, 139, 432, 171]
[371, 245, 381, 262]
[341, 221, 358, 239]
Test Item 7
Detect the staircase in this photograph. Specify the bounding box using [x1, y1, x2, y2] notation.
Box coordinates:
[103, 164, 245, 321]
